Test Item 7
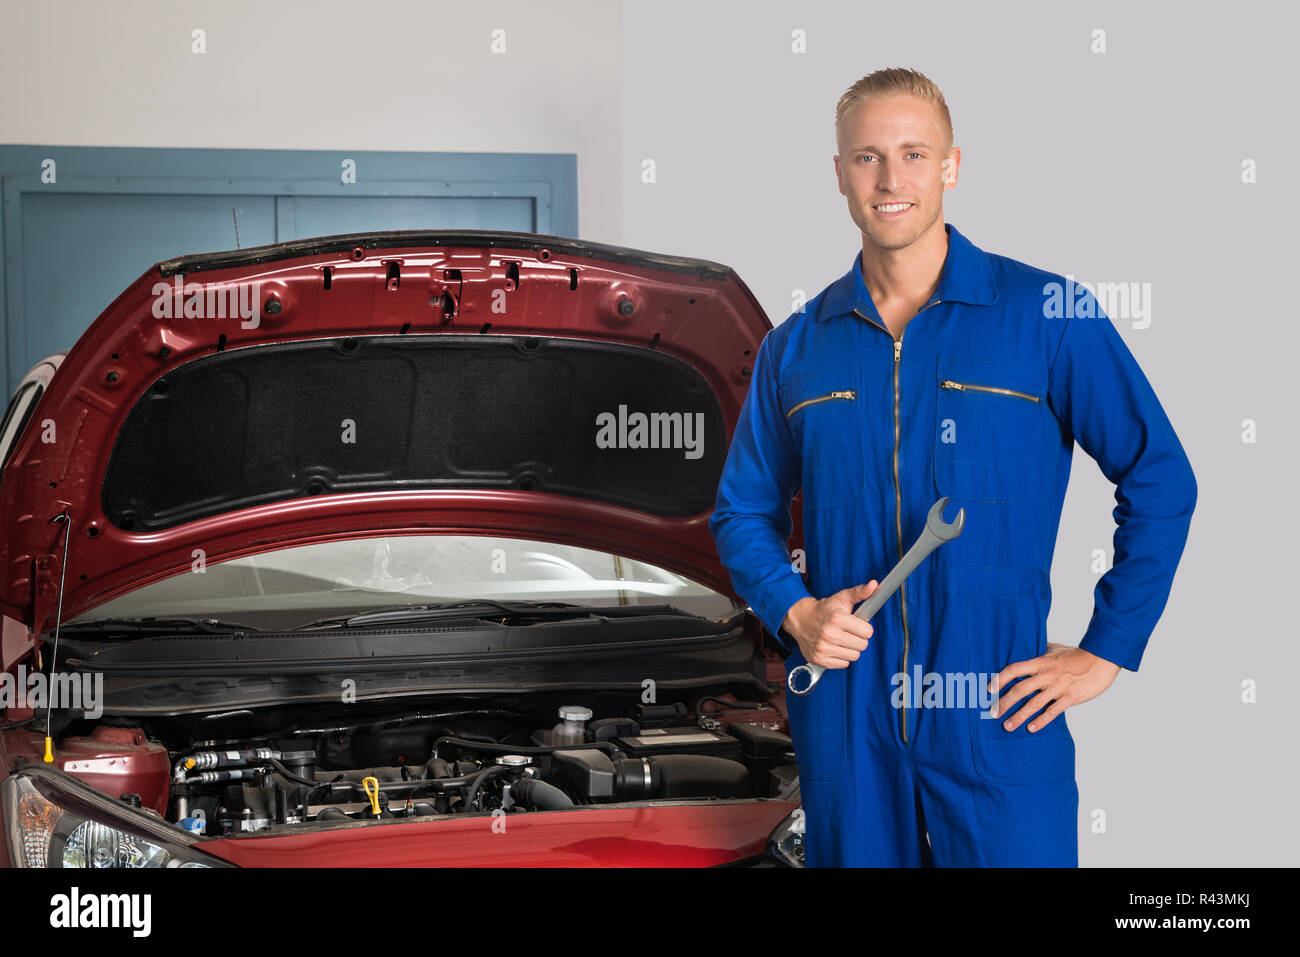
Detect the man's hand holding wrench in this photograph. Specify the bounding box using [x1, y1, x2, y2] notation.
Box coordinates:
[783, 498, 966, 695]
[782, 580, 880, 687]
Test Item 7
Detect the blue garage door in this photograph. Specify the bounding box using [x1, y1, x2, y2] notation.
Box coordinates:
[0, 146, 578, 394]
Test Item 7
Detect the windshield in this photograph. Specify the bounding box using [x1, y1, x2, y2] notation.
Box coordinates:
[67, 534, 741, 630]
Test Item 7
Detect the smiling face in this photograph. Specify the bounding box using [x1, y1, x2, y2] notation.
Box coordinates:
[834, 93, 960, 251]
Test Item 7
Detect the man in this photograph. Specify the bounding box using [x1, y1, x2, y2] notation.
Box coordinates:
[709, 67, 1197, 867]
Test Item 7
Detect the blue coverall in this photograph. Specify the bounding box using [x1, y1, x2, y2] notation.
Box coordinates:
[710, 222, 1197, 867]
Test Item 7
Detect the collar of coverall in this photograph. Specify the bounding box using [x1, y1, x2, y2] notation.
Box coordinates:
[816, 221, 1000, 323]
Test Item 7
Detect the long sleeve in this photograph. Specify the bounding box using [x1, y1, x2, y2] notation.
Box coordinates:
[709, 328, 811, 650]
[1046, 297, 1197, 671]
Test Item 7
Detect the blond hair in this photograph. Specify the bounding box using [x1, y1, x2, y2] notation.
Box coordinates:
[835, 67, 954, 152]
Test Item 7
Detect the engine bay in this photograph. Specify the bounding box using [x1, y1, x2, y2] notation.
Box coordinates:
[21, 691, 798, 837]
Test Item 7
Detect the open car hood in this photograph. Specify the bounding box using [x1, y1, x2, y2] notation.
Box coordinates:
[0, 230, 779, 633]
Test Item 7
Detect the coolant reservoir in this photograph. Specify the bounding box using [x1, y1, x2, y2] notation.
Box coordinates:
[547, 706, 592, 746]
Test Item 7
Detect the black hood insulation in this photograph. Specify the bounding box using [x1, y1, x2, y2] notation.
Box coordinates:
[103, 334, 726, 531]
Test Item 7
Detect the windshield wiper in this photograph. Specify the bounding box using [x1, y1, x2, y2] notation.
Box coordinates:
[56, 616, 263, 635]
[296, 600, 624, 631]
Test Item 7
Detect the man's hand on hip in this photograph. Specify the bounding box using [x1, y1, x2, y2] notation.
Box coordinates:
[987, 644, 1122, 732]
[781, 581, 880, 670]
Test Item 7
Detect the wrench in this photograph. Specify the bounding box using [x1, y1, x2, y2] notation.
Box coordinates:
[786, 497, 966, 695]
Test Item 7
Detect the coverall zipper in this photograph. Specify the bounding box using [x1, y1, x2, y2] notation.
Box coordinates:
[855, 296, 941, 745]
[940, 380, 1040, 402]
[786, 391, 857, 419]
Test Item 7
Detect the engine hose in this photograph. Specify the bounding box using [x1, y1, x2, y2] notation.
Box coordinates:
[267, 757, 321, 788]
[184, 767, 266, 784]
[461, 764, 512, 812]
[511, 777, 573, 810]
[424, 757, 454, 780]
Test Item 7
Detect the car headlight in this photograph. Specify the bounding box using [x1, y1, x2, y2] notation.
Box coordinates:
[766, 807, 805, 867]
[2, 765, 231, 868]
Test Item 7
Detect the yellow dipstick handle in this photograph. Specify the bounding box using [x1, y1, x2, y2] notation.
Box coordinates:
[363, 776, 382, 816]
[43, 737, 54, 763]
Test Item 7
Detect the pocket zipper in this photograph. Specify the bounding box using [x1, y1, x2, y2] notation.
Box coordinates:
[941, 379, 1040, 403]
[785, 390, 857, 419]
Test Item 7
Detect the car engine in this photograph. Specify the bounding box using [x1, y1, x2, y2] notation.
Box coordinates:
[124, 694, 797, 835]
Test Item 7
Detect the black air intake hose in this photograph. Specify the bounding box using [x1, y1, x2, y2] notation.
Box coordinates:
[511, 777, 574, 810]
[612, 754, 750, 800]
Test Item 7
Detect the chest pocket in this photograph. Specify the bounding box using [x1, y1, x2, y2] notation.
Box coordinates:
[779, 372, 865, 509]
[933, 356, 1048, 503]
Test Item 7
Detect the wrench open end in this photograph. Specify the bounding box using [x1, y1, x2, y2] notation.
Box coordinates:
[927, 496, 966, 541]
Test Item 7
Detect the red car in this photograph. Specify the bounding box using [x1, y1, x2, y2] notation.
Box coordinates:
[0, 231, 804, 868]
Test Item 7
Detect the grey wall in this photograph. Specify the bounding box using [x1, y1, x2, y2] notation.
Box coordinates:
[0, 0, 623, 242]
[624, 0, 1297, 866]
